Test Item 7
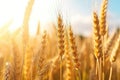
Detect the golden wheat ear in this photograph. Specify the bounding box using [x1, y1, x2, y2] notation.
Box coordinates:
[37, 30, 47, 75]
[105, 29, 119, 56]
[92, 12, 102, 59]
[64, 26, 73, 80]
[57, 13, 65, 57]
[23, 44, 33, 80]
[68, 25, 81, 80]
[68, 26, 80, 70]
[92, 12, 103, 80]
[110, 33, 120, 63]
[99, 0, 108, 36]
[109, 31, 120, 80]
[57, 13, 65, 80]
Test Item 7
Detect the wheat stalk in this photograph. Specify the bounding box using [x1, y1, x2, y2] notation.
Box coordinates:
[93, 12, 103, 80]
[99, 1, 109, 79]
[22, 1, 34, 79]
[109, 33, 120, 80]
[64, 27, 73, 80]
[37, 31, 48, 79]
[57, 13, 65, 80]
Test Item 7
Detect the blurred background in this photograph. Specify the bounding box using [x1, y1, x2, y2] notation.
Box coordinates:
[0, 0, 119, 36]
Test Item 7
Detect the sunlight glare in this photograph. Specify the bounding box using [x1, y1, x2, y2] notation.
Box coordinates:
[0, 0, 57, 35]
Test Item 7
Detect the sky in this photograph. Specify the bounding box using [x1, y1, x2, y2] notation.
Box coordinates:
[0, 0, 119, 36]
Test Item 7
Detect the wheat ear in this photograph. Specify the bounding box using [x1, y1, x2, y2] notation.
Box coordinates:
[68, 26, 80, 70]
[99, 0, 108, 36]
[109, 33, 120, 80]
[93, 12, 102, 59]
[57, 13, 65, 80]
[93, 12, 102, 80]
[37, 31, 47, 79]
[64, 27, 73, 80]
[23, 44, 33, 80]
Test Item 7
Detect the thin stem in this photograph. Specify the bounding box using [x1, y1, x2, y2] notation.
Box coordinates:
[109, 64, 113, 80]
[75, 69, 81, 80]
[97, 59, 100, 80]
[97, 58, 102, 80]
[60, 56, 63, 80]
[96, 60, 98, 75]
[99, 58, 102, 80]
[102, 36, 105, 80]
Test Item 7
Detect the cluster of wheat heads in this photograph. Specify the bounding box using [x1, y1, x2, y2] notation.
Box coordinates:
[92, 0, 120, 80]
[0, 0, 120, 80]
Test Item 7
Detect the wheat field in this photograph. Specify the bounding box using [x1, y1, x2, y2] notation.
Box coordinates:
[0, 0, 120, 80]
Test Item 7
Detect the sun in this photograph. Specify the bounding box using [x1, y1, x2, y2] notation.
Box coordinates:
[0, 0, 57, 35]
